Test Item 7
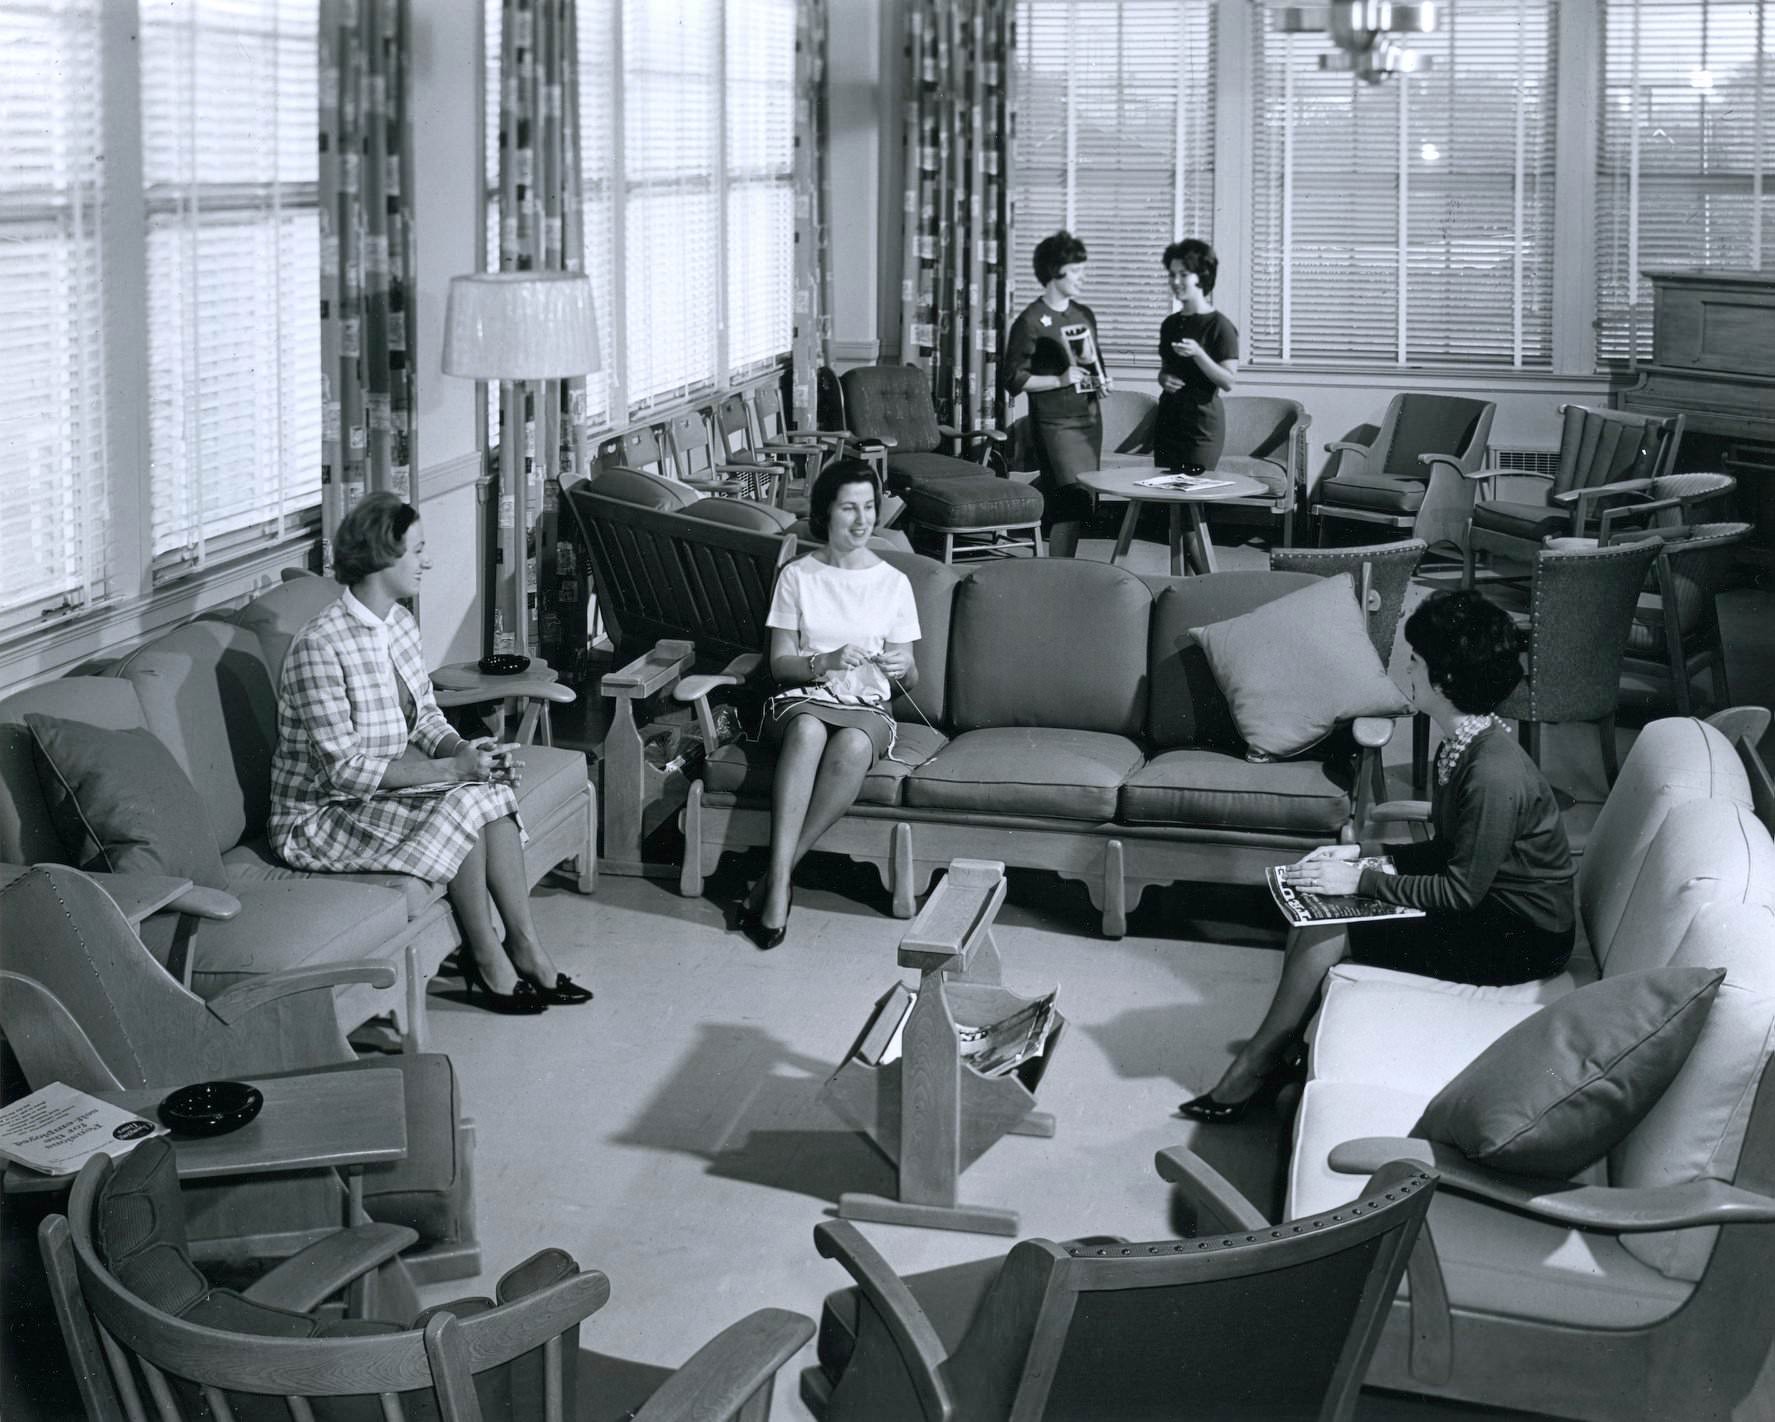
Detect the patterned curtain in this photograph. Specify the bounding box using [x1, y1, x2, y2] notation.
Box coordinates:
[790, 0, 832, 428]
[318, 0, 416, 566]
[899, 0, 1014, 432]
[495, 0, 591, 672]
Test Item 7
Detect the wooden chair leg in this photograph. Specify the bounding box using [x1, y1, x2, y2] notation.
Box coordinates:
[1462, 539, 1477, 590]
[1281, 506, 1295, 548]
[1599, 715, 1620, 785]
[1411, 712, 1431, 797]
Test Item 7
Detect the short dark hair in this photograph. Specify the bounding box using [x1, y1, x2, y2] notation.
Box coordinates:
[807, 459, 882, 541]
[333, 491, 419, 586]
[1163, 238, 1218, 297]
[1033, 230, 1088, 285]
[1404, 590, 1524, 713]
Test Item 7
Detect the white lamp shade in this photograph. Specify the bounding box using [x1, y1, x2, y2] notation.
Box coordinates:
[442, 272, 602, 380]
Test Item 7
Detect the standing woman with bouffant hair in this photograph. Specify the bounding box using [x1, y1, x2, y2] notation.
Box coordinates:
[1001, 230, 1110, 558]
[1153, 238, 1239, 476]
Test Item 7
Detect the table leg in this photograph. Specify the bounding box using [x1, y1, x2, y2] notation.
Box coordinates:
[1111, 502, 1139, 564]
[1168, 506, 1186, 576]
[1189, 505, 1220, 574]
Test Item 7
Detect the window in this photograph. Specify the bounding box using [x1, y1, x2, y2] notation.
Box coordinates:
[1596, 0, 1772, 362]
[0, 0, 320, 642]
[1249, 0, 1557, 367]
[1011, 0, 1217, 363]
[482, 0, 797, 428]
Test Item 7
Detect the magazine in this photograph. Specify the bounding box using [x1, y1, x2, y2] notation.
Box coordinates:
[864, 983, 1064, 1083]
[1136, 472, 1235, 492]
[0, 1082, 165, 1176]
[1265, 857, 1427, 928]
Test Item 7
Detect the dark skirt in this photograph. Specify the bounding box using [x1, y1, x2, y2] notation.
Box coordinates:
[763, 694, 895, 763]
[1348, 898, 1574, 987]
[1153, 390, 1225, 473]
[1032, 407, 1102, 529]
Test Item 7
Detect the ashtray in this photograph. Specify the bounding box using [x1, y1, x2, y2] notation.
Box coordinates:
[158, 1081, 264, 1138]
[477, 653, 532, 676]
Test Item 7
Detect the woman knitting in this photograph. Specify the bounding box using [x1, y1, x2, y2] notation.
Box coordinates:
[1181, 590, 1574, 1122]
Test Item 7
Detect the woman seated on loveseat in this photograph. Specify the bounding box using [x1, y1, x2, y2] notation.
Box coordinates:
[1182, 589, 1575, 1123]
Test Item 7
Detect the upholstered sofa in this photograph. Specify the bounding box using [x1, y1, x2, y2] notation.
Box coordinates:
[676, 553, 1391, 936]
[1283, 716, 1775, 1418]
[0, 575, 596, 1049]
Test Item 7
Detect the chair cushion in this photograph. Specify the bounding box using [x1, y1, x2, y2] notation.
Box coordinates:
[905, 728, 1143, 821]
[24, 714, 231, 890]
[879, 551, 961, 727]
[701, 723, 947, 807]
[680, 497, 796, 533]
[1118, 749, 1352, 835]
[96, 1137, 208, 1316]
[1412, 966, 1723, 1179]
[949, 560, 1151, 736]
[1318, 473, 1425, 514]
[1613, 901, 1775, 1281]
[181, 880, 413, 997]
[842, 367, 945, 454]
[1472, 498, 1569, 543]
[1217, 454, 1289, 500]
[901, 474, 1043, 529]
[884, 450, 986, 487]
[222, 839, 443, 919]
[1189, 574, 1408, 759]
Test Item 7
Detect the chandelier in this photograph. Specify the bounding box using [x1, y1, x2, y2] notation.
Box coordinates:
[1278, 2, 1437, 83]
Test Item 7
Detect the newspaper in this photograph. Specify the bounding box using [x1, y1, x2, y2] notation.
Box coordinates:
[874, 986, 1063, 1080]
[1265, 857, 1427, 928]
[0, 1082, 165, 1176]
[1136, 472, 1235, 492]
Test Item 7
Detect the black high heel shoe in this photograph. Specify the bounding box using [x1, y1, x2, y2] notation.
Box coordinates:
[744, 889, 793, 952]
[460, 960, 548, 1015]
[523, 972, 593, 1005]
[1177, 1061, 1297, 1125]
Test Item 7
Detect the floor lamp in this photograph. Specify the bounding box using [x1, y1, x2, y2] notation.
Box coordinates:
[442, 272, 600, 665]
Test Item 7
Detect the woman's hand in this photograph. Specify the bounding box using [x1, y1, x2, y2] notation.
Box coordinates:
[813, 645, 871, 676]
[873, 646, 916, 679]
[1283, 846, 1364, 896]
[1065, 366, 1092, 390]
[1172, 337, 1206, 361]
[449, 736, 519, 785]
[1300, 843, 1363, 863]
[1159, 371, 1185, 394]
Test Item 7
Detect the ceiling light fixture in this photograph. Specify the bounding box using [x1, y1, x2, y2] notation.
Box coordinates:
[1277, 2, 1437, 84]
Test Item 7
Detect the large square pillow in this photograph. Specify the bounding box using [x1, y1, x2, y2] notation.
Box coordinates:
[1412, 965, 1724, 1178]
[25, 712, 229, 890]
[1190, 572, 1409, 759]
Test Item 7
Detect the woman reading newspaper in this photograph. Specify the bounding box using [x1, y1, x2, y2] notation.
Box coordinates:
[1180, 591, 1575, 1124]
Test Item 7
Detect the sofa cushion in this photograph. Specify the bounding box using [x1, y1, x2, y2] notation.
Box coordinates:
[1146, 572, 1323, 752]
[182, 880, 412, 997]
[1412, 967, 1723, 1179]
[1189, 573, 1408, 759]
[221, 839, 443, 919]
[701, 723, 948, 807]
[1218, 453, 1289, 500]
[1472, 498, 1571, 543]
[905, 728, 1143, 821]
[901, 474, 1043, 529]
[679, 497, 796, 532]
[1288, 1080, 1693, 1329]
[587, 464, 702, 511]
[1118, 749, 1352, 835]
[231, 574, 347, 689]
[1, 678, 150, 866]
[949, 561, 1151, 735]
[1310, 972, 1545, 1094]
[96, 1137, 207, 1316]
[1322, 959, 1583, 1017]
[882, 450, 987, 490]
[1317, 473, 1425, 514]
[1613, 901, 1775, 1281]
[879, 551, 961, 728]
[24, 714, 230, 891]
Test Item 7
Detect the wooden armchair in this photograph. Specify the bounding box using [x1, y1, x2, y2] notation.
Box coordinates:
[801, 1163, 1435, 1421]
[42, 1141, 812, 1422]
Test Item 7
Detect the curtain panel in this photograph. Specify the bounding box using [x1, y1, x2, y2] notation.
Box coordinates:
[791, 0, 832, 428]
[494, 0, 591, 672]
[900, 0, 1014, 432]
[318, 0, 416, 564]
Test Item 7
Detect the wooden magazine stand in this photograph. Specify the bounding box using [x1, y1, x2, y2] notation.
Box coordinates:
[823, 860, 1060, 1236]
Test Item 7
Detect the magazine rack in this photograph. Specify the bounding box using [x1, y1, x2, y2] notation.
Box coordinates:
[824, 860, 1060, 1235]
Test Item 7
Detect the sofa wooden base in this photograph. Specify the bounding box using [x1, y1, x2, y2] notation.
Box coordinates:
[679, 780, 1329, 938]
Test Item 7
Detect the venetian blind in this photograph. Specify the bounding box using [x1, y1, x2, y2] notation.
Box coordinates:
[724, 0, 796, 375]
[1011, 0, 1216, 364]
[0, 0, 110, 637]
[141, 0, 321, 580]
[1596, 0, 1771, 363]
[622, 0, 721, 410]
[1250, 0, 1557, 367]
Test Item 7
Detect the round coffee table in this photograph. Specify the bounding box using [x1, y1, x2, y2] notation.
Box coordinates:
[1078, 459, 1267, 575]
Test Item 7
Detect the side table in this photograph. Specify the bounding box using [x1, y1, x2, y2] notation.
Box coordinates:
[431, 656, 576, 745]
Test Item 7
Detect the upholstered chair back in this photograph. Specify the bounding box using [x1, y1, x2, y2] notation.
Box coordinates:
[877, 549, 961, 729]
[1377, 393, 1494, 479]
[840, 365, 945, 455]
[1550, 402, 1674, 500]
[230, 571, 346, 690]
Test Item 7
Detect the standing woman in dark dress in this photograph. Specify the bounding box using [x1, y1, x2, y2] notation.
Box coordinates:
[1153, 239, 1239, 475]
[1002, 231, 1109, 558]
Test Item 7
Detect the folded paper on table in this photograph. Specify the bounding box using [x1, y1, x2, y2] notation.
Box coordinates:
[0, 1082, 166, 1176]
[1266, 857, 1426, 928]
[1136, 473, 1235, 492]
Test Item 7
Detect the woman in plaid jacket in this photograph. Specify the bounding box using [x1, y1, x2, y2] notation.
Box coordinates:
[271, 493, 590, 1014]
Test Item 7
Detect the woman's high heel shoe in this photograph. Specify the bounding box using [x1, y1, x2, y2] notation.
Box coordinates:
[461, 960, 548, 1015]
[523, 972, 593, 1005]
[1177, 1065, 1294, 1125]
[744, 889, 792, 952]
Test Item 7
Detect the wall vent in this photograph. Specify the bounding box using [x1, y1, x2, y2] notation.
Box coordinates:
[1490, 447, 1560, 476]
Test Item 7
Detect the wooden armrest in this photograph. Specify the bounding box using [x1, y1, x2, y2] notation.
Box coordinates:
[672, 652, 763, 707]
[603, 640, 696, 700]
[1369, 799, 1432, 822]
[938, 424, 1007, 445]
[812, 1221, 956, 1417]
[205, 963, 399, 1024]
[242, 1223, 418, 1313]
[1324, 439, 1371, 456]
[631, 1309, 816, 1422]
[1553, 476, 1651, 509]
[1153, 1147, 1271, 1231]
[1328, 1138, 1775, 1231]
[1350, 717, 1395, 749]
[1417, 451, 1479, 477]
[167, 886, 242, 921]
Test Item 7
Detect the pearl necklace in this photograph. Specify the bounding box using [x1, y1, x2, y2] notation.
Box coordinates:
[1436, 714, 1508, 786]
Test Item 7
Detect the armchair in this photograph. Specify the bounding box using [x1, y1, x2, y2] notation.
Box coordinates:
[1314, 392, 1496, 555]
[1462, 404, 1684, 585]
[41, 1139, 812, 1422]
[801, 1163, 1435, 1421]
[663, 407, 778, 503]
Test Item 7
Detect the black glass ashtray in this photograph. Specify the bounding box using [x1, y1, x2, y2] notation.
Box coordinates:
[158, 1081, 264, 1138]
[477, 653, 532, 676]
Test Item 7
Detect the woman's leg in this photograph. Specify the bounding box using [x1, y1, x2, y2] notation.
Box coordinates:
[481, 815, 562, 984]
[1207, 924, 1348, 1103]
[446, 832, 525, 994]
[751, 715, 831, 925]
[786, 727, 874, 868]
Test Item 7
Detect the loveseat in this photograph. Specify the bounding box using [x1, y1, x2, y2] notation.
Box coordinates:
[0, 574, 596, 1050]
[1283, 716, 1775, 1418]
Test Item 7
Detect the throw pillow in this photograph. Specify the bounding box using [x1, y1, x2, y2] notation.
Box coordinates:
[1190, 572, 1409, 760]
[1412, 966, 1725, 1178]
[25, 713, 230, 890]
